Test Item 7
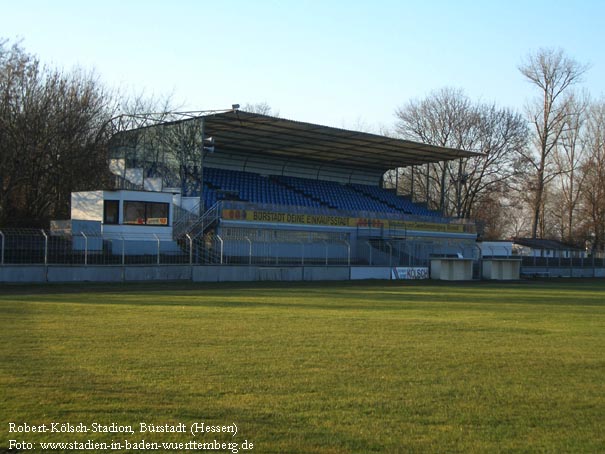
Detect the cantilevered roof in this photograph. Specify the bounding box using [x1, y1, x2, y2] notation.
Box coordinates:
[202, 110, 481, 172]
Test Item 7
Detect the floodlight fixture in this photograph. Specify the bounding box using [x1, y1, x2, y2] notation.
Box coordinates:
[203, 136, 215, 153]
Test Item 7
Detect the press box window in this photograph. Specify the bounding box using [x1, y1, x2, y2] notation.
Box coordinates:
[103, 200, 119, 224]
[123, 201, 169, 225]
[146, 202, 169, 225]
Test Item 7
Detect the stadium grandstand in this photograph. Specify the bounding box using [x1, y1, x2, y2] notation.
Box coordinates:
[70, 108, 480, 269]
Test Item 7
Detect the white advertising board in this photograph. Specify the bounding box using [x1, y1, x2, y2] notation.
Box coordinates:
[391, 267, 429, 280]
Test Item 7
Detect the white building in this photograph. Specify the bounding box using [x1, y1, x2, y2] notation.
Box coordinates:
[70, 190, 180, 254]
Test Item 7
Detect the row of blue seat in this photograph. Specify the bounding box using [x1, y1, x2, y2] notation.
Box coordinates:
[190, 167, 441, 217]
[204, 167, 322, 208]
[350, 183, 436, 216]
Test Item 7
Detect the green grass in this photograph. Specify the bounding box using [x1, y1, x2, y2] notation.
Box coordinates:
[1, 280, 604, 453]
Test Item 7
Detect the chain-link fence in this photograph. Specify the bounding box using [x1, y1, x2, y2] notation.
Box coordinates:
[5, 227, 602, 274]
[0, 228, 353, 266]
[193, 228, 352, 266]
[520, 255, 605, 269]
[0, 229, 191, 266]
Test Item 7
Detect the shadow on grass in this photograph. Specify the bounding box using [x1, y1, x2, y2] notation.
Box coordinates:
[1, 279, 604, 311]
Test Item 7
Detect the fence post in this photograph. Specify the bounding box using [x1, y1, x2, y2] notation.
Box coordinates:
[299, 240, 305, 266]
[40, 230, 48, 265]
[81, 232, 88, 265]
[476, 244, 484, 280]
[387, 242, 393, 268]
[366, 241, 372, 266]
[344, 240, 350, 266]
[121, 234, 125, 266]
[153, 234, 160, 265]
[323, 240, 328, 266]
[186, 234, 193, 265]
[593, 253, 596, 278]
[0, 230, 4, 265]
[216, 235, 224, 264]
[245, 237, 252, 265]
[185, 233, 194, 281]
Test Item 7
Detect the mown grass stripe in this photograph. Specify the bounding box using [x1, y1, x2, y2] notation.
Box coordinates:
[1, 280, 604, 453]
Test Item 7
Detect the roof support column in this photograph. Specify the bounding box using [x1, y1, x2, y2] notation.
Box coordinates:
[439, 162, 447, 212]
[410, 166, 415, 200]
[425, 164, 430, 207]
[199, 117, 205, 212]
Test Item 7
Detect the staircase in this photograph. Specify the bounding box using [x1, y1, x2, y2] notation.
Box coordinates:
[173, 201, 221, 240]
[173, 201, 224, 264]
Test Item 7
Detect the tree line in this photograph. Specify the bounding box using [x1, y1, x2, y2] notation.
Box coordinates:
[393, 48, 604, 253]
[1, 40, 603, 253]
[0, 39, 118, 226]
[0, 39, 172, 227]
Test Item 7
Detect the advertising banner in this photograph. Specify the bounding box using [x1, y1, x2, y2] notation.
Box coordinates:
[221, 209, 466, 233]
[391, 267, 429, 280]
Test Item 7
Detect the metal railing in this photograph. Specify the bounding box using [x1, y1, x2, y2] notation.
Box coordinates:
[3, 227, 604, 277]
[520, 255, 605, 269]
[0, 226, 351, 266]
[172, 201, 202, 238]
[0, 228, 191, 266]
[173, 201, 221, 240]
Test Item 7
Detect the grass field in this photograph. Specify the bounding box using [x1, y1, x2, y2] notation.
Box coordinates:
[1, 279, 604, 453]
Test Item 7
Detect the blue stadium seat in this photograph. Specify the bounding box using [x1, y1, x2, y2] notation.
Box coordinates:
[197, 167, 443, 218]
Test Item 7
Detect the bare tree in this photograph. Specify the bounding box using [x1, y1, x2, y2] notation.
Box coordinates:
[0, 39, 119, 225]
[242, 102, 279, 117]
[518, 48, 589, 238]
[394, 88, 527, 231]
[395, 87, 477, 214]
[552, 94, 589, 243]
[579, 100, 605, 253]
[0, 39, 34, 224]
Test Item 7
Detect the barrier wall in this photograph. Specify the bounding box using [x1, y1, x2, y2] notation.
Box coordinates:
[47, 266, 123, 282]
[1, 264, 605, 284]
[124, 266, 191, 281]
[520, 267, 605, 278]
[350, 267, 391, 280]
[0, 266, 47, 283]
[303, 267, 350, 281]
[193, 266, 306, 282]
[0, 265, 349, 283]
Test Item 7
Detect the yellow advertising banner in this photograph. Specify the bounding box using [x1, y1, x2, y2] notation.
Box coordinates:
[388, 219, 464, 233]
[221, 209, 467, 233]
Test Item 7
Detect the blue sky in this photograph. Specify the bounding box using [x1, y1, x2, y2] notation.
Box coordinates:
[2, 0, 603, 130]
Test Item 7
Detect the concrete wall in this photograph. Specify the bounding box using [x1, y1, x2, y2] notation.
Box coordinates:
[47, 266, 124, 282]
[0, 265, 349, 283]
[350, 267, 391, 280]
[2, 264, 605, 284]
[124, 266, 192, 281]
[303, 266, 350, 281]
[187, 265, 349, 282]
[0, 266, 47, 283]
[520, 267, 605, 278]
[192, 266, 306, 282]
